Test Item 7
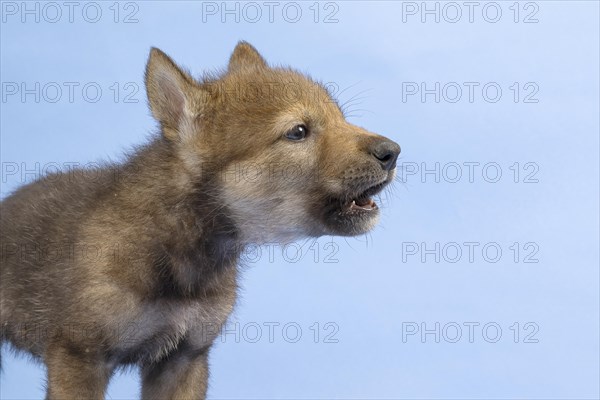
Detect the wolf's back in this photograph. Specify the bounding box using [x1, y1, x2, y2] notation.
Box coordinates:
[0, 167, 118, 354]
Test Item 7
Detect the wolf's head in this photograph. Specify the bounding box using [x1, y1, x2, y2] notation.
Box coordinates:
[145, 42, 400, 243]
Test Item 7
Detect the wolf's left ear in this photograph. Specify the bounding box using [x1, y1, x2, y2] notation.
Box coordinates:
[145, 48, 198, 140]
[228, 41, 267, 72]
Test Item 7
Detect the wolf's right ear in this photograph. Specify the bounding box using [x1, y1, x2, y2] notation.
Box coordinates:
[145, 48, 198, 140]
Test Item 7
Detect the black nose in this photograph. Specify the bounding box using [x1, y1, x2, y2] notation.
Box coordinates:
[371, 139, 401, 171]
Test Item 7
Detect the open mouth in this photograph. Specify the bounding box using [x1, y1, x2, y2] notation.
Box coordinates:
[319, 177, 392, 236]
[349, 198, 376, 211]
[341, 180, 388, 214]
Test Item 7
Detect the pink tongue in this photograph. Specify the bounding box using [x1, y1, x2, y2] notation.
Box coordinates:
[356, 198, 373, 207]
[351, 199, 375, 210]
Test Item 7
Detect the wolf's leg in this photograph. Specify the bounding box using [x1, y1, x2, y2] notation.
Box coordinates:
[141, 345, 209, 400]
[45, 345, 111, 400]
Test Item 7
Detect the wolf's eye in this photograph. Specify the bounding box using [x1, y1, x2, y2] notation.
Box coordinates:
[284, 124, 308, 141]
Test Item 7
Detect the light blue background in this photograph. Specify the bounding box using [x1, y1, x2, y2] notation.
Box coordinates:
[1, 1, 598, 399]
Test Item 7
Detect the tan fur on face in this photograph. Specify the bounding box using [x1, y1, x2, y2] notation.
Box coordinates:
[160, 43, 399, 241]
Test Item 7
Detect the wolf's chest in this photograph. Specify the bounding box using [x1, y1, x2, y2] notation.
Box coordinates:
[110, 294, 235, 365]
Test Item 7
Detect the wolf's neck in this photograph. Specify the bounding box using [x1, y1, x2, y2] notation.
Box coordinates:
[118, 136, 242, 297]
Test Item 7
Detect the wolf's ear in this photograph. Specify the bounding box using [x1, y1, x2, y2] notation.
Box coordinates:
[228, 41, 267, 72]
[145, 48, 198, 139]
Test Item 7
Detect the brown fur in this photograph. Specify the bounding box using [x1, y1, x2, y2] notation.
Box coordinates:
[0, 42, 400, 399]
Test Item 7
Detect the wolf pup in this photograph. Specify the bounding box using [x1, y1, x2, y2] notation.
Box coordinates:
[0, 42, 400, 399]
